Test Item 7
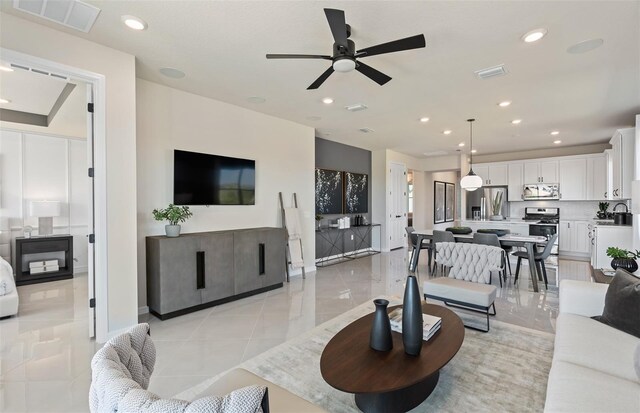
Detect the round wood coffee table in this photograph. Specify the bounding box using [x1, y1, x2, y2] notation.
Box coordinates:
[320, 303, 464, 413]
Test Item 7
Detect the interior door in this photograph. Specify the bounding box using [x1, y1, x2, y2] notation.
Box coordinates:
[389, 163, 407, 250]
[86, 84, 96, 338]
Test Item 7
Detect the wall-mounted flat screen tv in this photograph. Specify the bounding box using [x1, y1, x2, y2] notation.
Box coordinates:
[173, 149, 255, 205]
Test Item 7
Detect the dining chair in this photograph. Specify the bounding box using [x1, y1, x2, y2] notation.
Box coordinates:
[500, 229, 514, 277]
[405, 226, 433, 271]
[432, 230, 455, 275]
[472, 233, 506, 287]
[513, 234, 558, 289]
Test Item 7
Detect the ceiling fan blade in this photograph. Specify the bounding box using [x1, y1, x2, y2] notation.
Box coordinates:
[307, 66, 335, 90]
[355, 61, 392, 86]
[266, 54, 332, 60]
[324, 8, 348, 48]
[356, 34, 426, 58]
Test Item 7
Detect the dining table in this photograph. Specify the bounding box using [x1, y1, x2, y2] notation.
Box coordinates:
[410, 229, 549, 293]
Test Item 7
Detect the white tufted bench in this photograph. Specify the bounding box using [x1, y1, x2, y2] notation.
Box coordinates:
[424, 242, 502, 332]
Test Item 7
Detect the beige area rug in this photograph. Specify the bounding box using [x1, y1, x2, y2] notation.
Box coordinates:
[179, 298, 555, 412]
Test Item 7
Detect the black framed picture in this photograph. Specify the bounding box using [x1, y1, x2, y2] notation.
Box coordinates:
[434, 181, 446, 224]
[315, 169, 343, 214]
[445, 183, 455, 222]
[344, 172, 368, 213]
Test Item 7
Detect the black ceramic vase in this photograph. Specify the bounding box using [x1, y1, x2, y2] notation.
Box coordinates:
[402, 275, 423, 356]
[611, 258, 638, 273]
[369, 299, 393, 352]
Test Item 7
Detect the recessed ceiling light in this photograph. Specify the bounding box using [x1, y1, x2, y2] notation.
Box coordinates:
[443, 130, 452, 135]
[522, 28, 547, 43]
[550, 131, 560, 135]
[553, 140, 562, 144]
[471, 149, 477, 154]
[419, 117, 430, 123]
[322, 97, 334, 104]
[511, 119, 522, 125]
[121, 15, 147, 31]
[0, 66, 14, 72]
[0, 98, 10, 104]
[498, 101, 511, 107]
[567, 38, 604, 54]
[159, 67, 185, 79]
[458, 142, 465, 147]
[246, 96, 266, 104]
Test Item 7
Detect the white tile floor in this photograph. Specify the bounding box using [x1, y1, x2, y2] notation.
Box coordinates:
[0, 248, 591, 412]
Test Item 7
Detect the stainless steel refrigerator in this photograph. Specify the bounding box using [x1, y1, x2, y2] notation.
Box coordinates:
[466, 186, 509, 220]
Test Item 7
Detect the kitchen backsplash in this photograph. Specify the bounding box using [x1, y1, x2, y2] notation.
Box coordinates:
[509, 200, 629, 221]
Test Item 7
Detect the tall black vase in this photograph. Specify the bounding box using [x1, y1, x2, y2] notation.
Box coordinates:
[402, 275, 423, 356]
[369, 299, 393, 352]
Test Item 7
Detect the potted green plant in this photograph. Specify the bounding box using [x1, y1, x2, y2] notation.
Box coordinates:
[315, 214, 323, 231]
[597, 202, 609, 219]
[489, 192, 504, 221]
[152, 204, 193, 237]
[606, 247, 639, 273]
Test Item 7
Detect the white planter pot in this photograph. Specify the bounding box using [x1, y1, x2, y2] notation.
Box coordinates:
[165, 224, 181, 237]
[490, 215, 504, 221]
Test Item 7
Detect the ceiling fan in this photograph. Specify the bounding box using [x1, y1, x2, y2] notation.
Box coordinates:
[266, 8, 426, 90]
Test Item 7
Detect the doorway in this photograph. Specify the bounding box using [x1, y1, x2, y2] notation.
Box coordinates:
[0, 49, 106, 340]
[389, 162, 407, 250]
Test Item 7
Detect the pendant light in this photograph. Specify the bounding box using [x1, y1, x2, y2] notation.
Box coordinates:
[460, 118, 483, 191]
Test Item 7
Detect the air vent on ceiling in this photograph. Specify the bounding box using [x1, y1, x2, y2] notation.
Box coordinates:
[474, 64, 507, 79]
[13, 0, 101, 33]
[423, 150, 448, 157]
[358, 128, 375, 133]
[346, 103, 368, 112]
[9, 63, 68, 81]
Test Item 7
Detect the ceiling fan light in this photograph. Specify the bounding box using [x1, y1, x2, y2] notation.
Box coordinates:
[333, 58, 356, 72]
[461, 171, 483, 191]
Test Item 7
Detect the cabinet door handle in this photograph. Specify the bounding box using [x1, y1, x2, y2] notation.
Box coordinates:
[196, 251, 205, 289]
[604, 192, 607, 198]
[258, 243, 265, 275]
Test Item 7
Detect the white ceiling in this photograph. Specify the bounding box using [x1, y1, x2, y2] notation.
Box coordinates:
[2, 1, 639, 157]
[0, 68, 87, 138]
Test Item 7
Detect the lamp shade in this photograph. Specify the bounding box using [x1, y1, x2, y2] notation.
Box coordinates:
[460, 172, 483, 191]
[29, 201, 61, 217]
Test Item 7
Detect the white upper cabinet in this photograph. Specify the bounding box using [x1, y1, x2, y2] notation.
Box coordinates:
[540, 161, 559, 183]
[609, 128, 635, 199]
[473, 164, 489, 185]
[473, 163, 508, 186]
[507, 163, 524, 201]
[523, 161, 558, 184]
[586, 154, 607, 201]
[558, 158, 587, 200]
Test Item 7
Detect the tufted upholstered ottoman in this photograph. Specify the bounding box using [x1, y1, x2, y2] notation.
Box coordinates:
[424, 242, 502, 332]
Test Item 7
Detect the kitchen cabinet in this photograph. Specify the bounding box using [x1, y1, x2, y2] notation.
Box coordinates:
[558, 158, 587, 200]
[473, 163, 508, 186]
[609, 128, 635, 200]
[523, 161, 558, 184]
[586, 154, 608, 201]
[559, 220, 590, 256]
[507, 163, 524, 201]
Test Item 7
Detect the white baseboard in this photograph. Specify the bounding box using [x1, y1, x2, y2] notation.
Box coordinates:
[73, 265, 88, 274]
[288, 265, 316, 277]
[138, 306, 149, 315]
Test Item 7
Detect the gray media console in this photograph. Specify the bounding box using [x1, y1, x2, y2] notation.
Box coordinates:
[146, 227, 286, 319]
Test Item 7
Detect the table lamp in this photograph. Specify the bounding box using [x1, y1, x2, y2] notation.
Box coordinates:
[29, 201, 61, 236]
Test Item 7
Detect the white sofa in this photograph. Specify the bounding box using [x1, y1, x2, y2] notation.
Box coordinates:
[544, 280, 640, 413]
[0, 257, 19, 318]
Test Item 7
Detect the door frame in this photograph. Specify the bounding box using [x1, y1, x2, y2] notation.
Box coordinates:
[2, 48, 109, 342]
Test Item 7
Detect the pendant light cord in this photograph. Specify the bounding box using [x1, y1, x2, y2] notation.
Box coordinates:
[467, 118, 475, 169]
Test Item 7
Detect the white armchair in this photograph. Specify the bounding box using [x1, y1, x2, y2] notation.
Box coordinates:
[0, 257, 19, 318]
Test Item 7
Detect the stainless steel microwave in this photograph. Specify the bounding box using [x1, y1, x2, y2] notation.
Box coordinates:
[522, 183, 560, 200]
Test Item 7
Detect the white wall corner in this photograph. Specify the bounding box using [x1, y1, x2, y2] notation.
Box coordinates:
[138, 306, 149, 315]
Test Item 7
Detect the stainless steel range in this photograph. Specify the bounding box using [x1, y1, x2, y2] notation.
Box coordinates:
[523, 207, 559, 255]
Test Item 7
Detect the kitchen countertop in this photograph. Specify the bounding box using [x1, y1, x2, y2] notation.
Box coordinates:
[459, 218, 528, 224]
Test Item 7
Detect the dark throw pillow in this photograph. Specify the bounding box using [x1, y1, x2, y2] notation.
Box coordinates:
[592, 269, 640, 338]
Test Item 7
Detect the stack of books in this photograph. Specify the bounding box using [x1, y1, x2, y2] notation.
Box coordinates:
[388, 308, 442, 341]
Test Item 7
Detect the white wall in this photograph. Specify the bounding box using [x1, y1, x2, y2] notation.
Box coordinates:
[136, 79, 315, 308]
[1, 12, 138, 339]
[0, 129, 88, 272]
[424, 171, 460, 230]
